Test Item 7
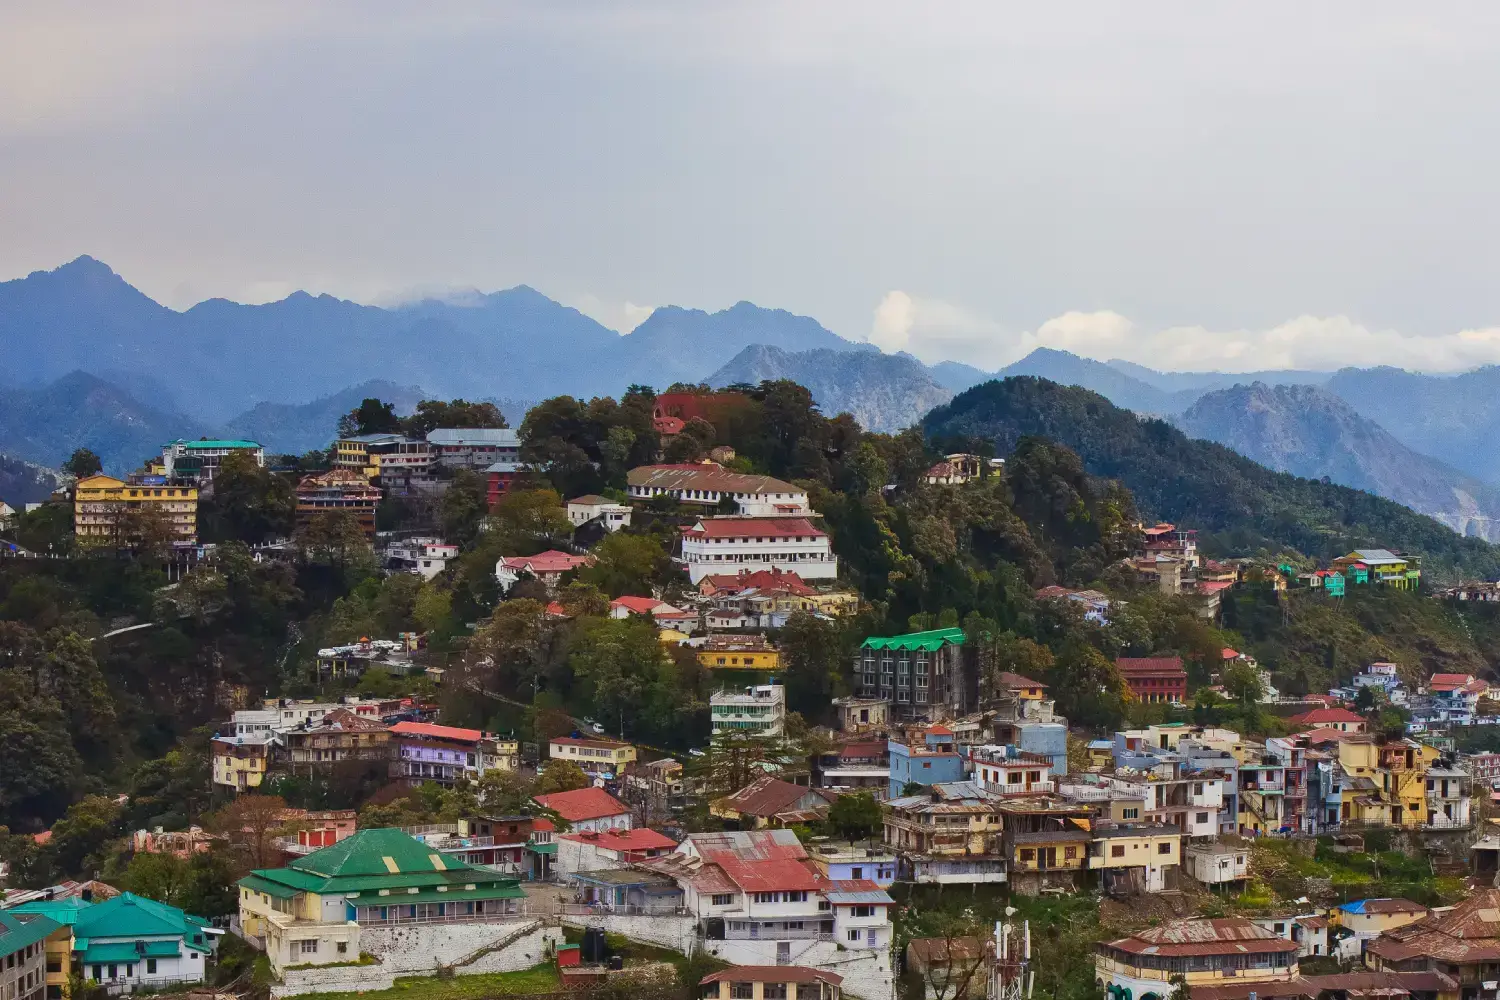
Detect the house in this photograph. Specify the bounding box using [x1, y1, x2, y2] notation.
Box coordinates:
[711, 777, 835, 828]
[160, 439, 264, 482]
[381, 536, 458, 580]
[805, 841, 898, 888]
[699, 967, 842, 1000]
[1250, 914, 1330, 960]
[1034, 586, 1114, 624]
[1336, 898, 1430, 960]
[1427, 673, 1488, 724]
[854, 627, 971, 722]
[995, 673, 1048, 702]
[1332, 549, 1420, 589]
[623, 757, 696, 815]
[388, 721, 486, 785]
[999, 796, 1094, 895]
[1367, 888, 1500, 981]
[1290, 707, 1367, 733]
[680, 517, 837, 583]
[889, 730, 967, 797]
[825, 880, 894, 952]
[532, 787, 632, 833]
[495, 550, 595, 593]
[924, 453, 988, 486]
[711, 684, 787, 738]
[237, 828, 525, 976]
[966, 745, 1057, 797]
[567, 495, 632, 532]
[906, 936, 990, 1000]
[67, 892, 220, 993]
[294, 469, 382, 538]
[696, 634, 782, 672]
[278, 709, 391, 777]
[831, 697, 889, 734]
[556, 827, 678, 876]
[1088, 825, 1182, 894]
[73, 475, 198, 548]
[567, 868, 683, 914]
[813, 740, 891, 798]
[333, 433, 432, 484]
[548, 736, 637, 778]
[1353, 662, 1407, 704]
[1096, 918, 1298, 1000]
[1184, 841, 1250, 886]
[211, 735, 274, 791]
[485, 460, 522, 505]
[0, 909, 58, 1000]
[883, 782, 1007, 885]
[1115, 657, 1187, 704]
[426, 428, 519, 471]
[627, 463, 810, 515]
[1425, 765, 1473, 829]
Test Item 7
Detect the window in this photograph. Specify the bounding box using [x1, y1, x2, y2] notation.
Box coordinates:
[299, 940, 319, 955]
[848, 930, 861, 942]
[1020, 849, 1035, 862]
[1065, 847, 1077, 860]
[852, 905, 875, 918]
[712, 894, 734, 907]
[337, 943, 348, 955]
[1274, 923, 1285, 933]
[125, 965, 134, 979]
[146, 960, 157, 975]
[1008, 772, 1022, 784]
[851, 867, 863, 880]
[93, 967, 103, 982]
[1122, 808, 1139, 820]
[1197, 812, 1209, 824]
[730, 985, 755, 1000]
[108, 965, 118, 980]
[764, 986, 788, 1000]
[1158, 842, 1172, 855]
[1111, 845, 1125, 858]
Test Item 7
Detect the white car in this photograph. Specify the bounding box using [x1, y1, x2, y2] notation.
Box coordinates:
[591, 722, 605, 734]
[687, 748, 706, 758]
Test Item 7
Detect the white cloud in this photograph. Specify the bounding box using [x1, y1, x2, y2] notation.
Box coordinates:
[569, 294, 656, 334]
[870, 290, 1500, 373]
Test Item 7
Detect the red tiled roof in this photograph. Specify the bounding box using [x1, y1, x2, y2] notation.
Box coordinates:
[532, 787, 630, 822]
[1115, 656, 1186, 676]
[612, 595, 668, 615]
[928, 724, 954, 736]
[559, 828, 676, 852]
[1106, 918, 1299, 958]
[687, 518, 826, 540]
[500, 550, 594, 573]
[390, 721, 482, 742]
[700, 967, 842, 986]
[700, 569, 815, 596]
[531, 818, 555, 832]
[1303, 727, 1357, 744]
[997, 672, 1046, 690]
[1290, 708, 1365, 725]
[1222, 648, 1240, 659]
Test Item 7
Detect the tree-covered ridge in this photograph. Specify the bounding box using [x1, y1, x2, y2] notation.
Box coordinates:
[924, 376, 1500, 582]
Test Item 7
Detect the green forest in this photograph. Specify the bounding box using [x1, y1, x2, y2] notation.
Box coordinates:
[4, 375, 1500, 901]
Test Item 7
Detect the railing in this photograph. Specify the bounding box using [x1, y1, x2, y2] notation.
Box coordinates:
[721, 926, 834, 941]
[100, 978, 203, 996]
[1424, 815, 1473, 830]
[357, 907, 527, 926]
[560, 903, 688, 917]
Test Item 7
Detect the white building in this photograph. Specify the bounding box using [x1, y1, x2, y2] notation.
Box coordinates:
[381, 536, 458, 580]
[426, 427, 520, 470]
[1250, 914, 1330, 959]
[627, 464, 810, 515]
[1184, 841, 1249, 885]
[161, 438, 265, 482]
[711, 684, 787, 738]
[232, 709, 281, 739]
[680, 517, 837, 584]
[567, 495, 633, 532]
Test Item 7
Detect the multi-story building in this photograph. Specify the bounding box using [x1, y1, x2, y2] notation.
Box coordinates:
[826, 880, 895, 952]
[999, 797, 1094, 895]
[556, 827, 679, 877]
[160, 439, 264, 482]
[832, 697, 889, 734]
[680, 517, 837, 583]
[1367, 889, 1500, 982]
[696, 634, 781, 672]
[627, 464, 810, 515]
[237, 828, 525, 977]
[74, 475, 198, 548]
[966, 745, 1057, 797]
[495, 550, 595, 593]
[278, 709, 391, 776]
[1140, 523, 1200, 569]
[212, 735, 274, 791]
[531, 788, 632, 834]
[1096, 918, 1298, 1000]
[1267, 736, 1310, 832]
[1334, 898, 1430, 961]
[1424, 765, 1472, 829]
[333, 434, 432, 484]
[813, 740, 891, 799]
[1114, 657, 1187, 705]
[294, 469, 382, 539]
[805, 841, 898, 888]
[1088, 825, 1182, 894]
[1331, 549, 1420, 589]
[389, 721, 486, 785]
[380, 536, 458, 580]
[1352, 662, 1407, 704]
[548, 736, 637, 778]
[0, 910, 57, 1000]
[1464, 751, 1500, 786]
[1237, 746, 1287, 835]
[565, 495, 632, 532]
[889, 730, 967, 797]
[711, 683, 787, 738]
[699, 967, 843, 1000]
[883, 782, 1007, 884]
[426, 428, 519, 470]
[854, 627, 970, 722]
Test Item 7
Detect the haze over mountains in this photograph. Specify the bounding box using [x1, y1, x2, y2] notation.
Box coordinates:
[8, 254, 1500, 543]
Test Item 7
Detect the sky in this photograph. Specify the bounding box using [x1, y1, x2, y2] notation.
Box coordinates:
[5, 2, 1500, 372]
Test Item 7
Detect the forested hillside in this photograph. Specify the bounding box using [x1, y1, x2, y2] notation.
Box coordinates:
[924, 376, 1500, 581]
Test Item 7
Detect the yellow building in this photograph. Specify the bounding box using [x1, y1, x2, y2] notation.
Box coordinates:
[3, 899, 84, 999]
[548, 736, 636, 775]
[700, 968, 842, 1000]
[74, 475, 197, 547]
[1335, 737, 1438, 827]
[696, 635, 781, 671]
[1088, 825, 1182, 893]
[212, 737, 271, 792]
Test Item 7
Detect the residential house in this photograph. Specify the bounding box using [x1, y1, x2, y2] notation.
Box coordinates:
[485, 459, 522, 506]
[883, 782, 1007, 884]
[556, 827, 678, 877]
[1266, 736, 1310, 833]
[294, 469, 381, 538]
[696, 634, 781, 672]
[1290, 707, 1367, 733]
[832, 697, 890, 734]
[889, 730, 967, 797]
[1332, 549, 1420, 589]
[1334, 736, 1441, 828]
[237, 828, 524, 976]
[1000, 796, 1094, 895]
[278, 709, 391, 777]
[1088, 825, 1182, 894]
[906, 937, 990, 1000]
[679, 517, 837, 583]
[825, 880, 894, 952]
[1034, 586, 1114, 624]
[1184, 841, 1250, 887]
[532, 787, 632, 834]
[627, 464, 810, 515]
[389, 721, 485, 785]
[0, 910, 57, 1000]
[711, 777, 835, 828]
[698, 967, 842, 1000]
[1115, 657, 1187, 705]
[73, 475, 198, 547]
[426, 428, 519, 471]
[1366, 888, 1500, 986]
[804, 842, 897, 888]
[480, 735, 520, 773]
[623, 757, 696, 816]
[1426, 674, 1488, 725]
[495, 550, 594, 593]
[1095, 917, 1298, 1000]
[70, 893, 219, 993]
[212, 735, 274, 792]
[381, 537, 458, 580]
[1425, 765, 1472, 829]
[609, 596, 696, 631]
[1250, 914, 1331, 960]
[1353, 662, 1407, 705]
[1141, 523, 1200, 568]
[548, 736, 637, 779]
[854, 627, 971, 722]
[567, 495, 632, 532]
[1236, 744, 1288, 835]
[568, 869, 683, 914]
[1334, 898, 1429, 961]
[966, 745, 1057, 798]
[333, 433, 432, 485]
[813, 741, 891, 799]
[711, 684, 787, 738]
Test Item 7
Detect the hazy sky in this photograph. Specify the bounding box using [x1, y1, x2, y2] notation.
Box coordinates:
[5, 2, 1500, 371]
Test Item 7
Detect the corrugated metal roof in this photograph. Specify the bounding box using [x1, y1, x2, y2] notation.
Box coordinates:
[861, 627, 967, 652]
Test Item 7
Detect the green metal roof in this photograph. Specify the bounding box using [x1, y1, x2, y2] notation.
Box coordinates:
[241, 829, 523, 897]
[527, 843, 557, 856]
[239, 875, 301, 900]
[70, 893, 210, 950]
[344, 884, 523, 904]
[80, 940, 182, 964]
[860, 627, 966, 652]
[168, 439, 262, 450]
[0, 911, 61, 957]
[8, 897, 94, 925]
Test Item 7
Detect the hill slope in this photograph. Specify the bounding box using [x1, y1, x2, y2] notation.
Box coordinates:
[922, 376, 1500, 581]
[708, 345, 952, 432]
[1177, 383, 1500, 541]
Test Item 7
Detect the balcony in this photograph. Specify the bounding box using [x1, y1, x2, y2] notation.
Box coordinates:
[721, 924, 834, 942]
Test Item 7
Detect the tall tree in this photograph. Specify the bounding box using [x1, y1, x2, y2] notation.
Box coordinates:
[338, 398, 401, 438]
[62, 449, 103, 479]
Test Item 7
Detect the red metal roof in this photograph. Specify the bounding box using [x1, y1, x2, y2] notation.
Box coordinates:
[1115, 656, 1186, 676]
[1290, 708, 1365, 725]
[1105, 918, 1299, 957]
[612, 595, 670, 615]
[700, 967, 842, 986]
[499, 550, 594, 573]
[390, 721, 482, 742]
[719, 776, 827, 817]
[997, 672, 1046, 690]
[718, 857, 822, 893]
[532, 787, 630, 822]
[687, 518, 826, 540]
[559, 828, 676, 852]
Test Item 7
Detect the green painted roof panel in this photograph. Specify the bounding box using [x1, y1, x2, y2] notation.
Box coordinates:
[71, 893, 209, 944]
[290, 828, 479, 879]
[860, 627, 966, 652]
[0, 912, 61, 957]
